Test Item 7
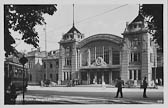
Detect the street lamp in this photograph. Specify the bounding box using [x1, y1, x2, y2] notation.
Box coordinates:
[19, 55, 28, 104]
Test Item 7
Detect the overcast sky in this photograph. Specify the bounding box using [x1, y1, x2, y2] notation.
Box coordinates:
[13, 4, 139, 53]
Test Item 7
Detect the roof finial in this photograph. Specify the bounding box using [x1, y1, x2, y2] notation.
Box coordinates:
[138, 4, 142, 15]
[73, 4, 75, 27]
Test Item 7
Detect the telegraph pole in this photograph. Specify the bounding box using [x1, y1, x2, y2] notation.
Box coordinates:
[44, 23, 48, 80]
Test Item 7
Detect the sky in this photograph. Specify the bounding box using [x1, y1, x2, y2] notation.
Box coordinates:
[13, 4, 139, 53]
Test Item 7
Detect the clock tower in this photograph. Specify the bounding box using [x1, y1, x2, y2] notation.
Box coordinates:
[122, 11, 157, 83]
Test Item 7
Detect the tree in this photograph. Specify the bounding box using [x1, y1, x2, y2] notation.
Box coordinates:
[141, 4, 163, 52]
[4, 5, 57, 57]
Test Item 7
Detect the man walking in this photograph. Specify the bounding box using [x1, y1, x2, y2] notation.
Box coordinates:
[115, 77, 124, 98]
[143, 77, 148, 98]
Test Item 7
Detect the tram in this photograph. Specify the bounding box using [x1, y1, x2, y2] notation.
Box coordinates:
[4, 61, 28, 90]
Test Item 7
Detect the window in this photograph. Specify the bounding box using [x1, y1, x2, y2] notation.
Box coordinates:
[129, 70, 132, 79]
[56, 74, 58, 81]
[44, 62, 46, 69]
[112, 51, 120, 65]
[96, 46, 103, 58]
[130, 52, 141, 63]
[44, 74, 46, 79]
[138, 70, 141, 80]
[134, 70, 137, 80]
[90, 47, 95, 64]
[70, 72, 72, 80]
[50, 74, 52, 79]
[65, 46, 71, 56]
[56, 60, 59, 66]
[30, 74, 32, 81]
[134, 53, 138, 62]
[65, 57, 71, 66]
[104, 47, 109, 64]
[64, 72, 66, 80]
[50, 63, 53, 68]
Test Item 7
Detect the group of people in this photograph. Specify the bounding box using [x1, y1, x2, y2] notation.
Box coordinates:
[114, 77, 148, 98]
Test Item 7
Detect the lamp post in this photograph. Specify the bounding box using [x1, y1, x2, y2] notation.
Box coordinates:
[19, 55, 28, 104]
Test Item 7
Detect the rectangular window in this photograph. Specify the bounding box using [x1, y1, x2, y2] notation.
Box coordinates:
[50, 63, 53, 68]
[65, 57, 71, 66]
[70, 72, 72, 80]
[134, 53, 138, 62]
[64, 72, 66, 80]
[56, 60, 59, 66]
[67, 72, 69, 80]
[56, 74, 58, 81]
[134, 70, 136, 80]
[50, 74, 52, 79]
[138, 70, 141, 80]
[129, 70, 132, 79]
[44, 62, 46, 69]
[112, 51, 120, 65]
[130, 52, 141, 63]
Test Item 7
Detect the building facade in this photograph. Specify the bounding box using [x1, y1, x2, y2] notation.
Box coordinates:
[26, 48, 46, 85]
[58, 13, 157, 86]
[42, 50, 59, 82]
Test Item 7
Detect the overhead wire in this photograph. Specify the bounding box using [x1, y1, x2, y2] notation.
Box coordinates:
[16, 4, 129, 46]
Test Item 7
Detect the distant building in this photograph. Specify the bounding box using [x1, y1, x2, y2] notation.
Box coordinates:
[42, 50, 59, 82]
[25, 48, 46, 85]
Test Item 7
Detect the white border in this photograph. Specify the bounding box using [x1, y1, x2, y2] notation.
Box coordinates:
[0, 0, 167, 108]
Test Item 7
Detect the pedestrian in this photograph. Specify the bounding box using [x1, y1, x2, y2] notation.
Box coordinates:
[114, 77, 124, 98]
[102, 81, 106, 89]
[10, 82, 17, 104]
[143, 77, 148, 98]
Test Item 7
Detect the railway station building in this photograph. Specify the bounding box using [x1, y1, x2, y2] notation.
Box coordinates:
[58, 13, 158, 86]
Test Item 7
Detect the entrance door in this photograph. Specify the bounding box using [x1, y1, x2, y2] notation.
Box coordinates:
[104, 72, 109, 84]
[90, 72, 94, 84]
[97, 71, 102, 84]
[112, 71, 120, 80]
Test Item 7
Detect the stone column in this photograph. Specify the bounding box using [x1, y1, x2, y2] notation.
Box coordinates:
[87, 71, 90, 85]
[94, 71, 97, 84]
[102, 71, 104, 83]
[109, 47, 112, 65]
[109, 71, 113, 84]
[88, 49, 91, 66]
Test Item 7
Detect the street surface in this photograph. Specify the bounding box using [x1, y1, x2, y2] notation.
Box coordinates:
[16, 85, 163, 104]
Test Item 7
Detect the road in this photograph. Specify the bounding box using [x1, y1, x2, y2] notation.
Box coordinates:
[16, 85, 163, 104]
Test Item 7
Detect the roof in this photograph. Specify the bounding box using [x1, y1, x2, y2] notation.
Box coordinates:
[130, 13, 144, 24]
[77, 34, 123, 48]
[66, 25, 81, 34]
